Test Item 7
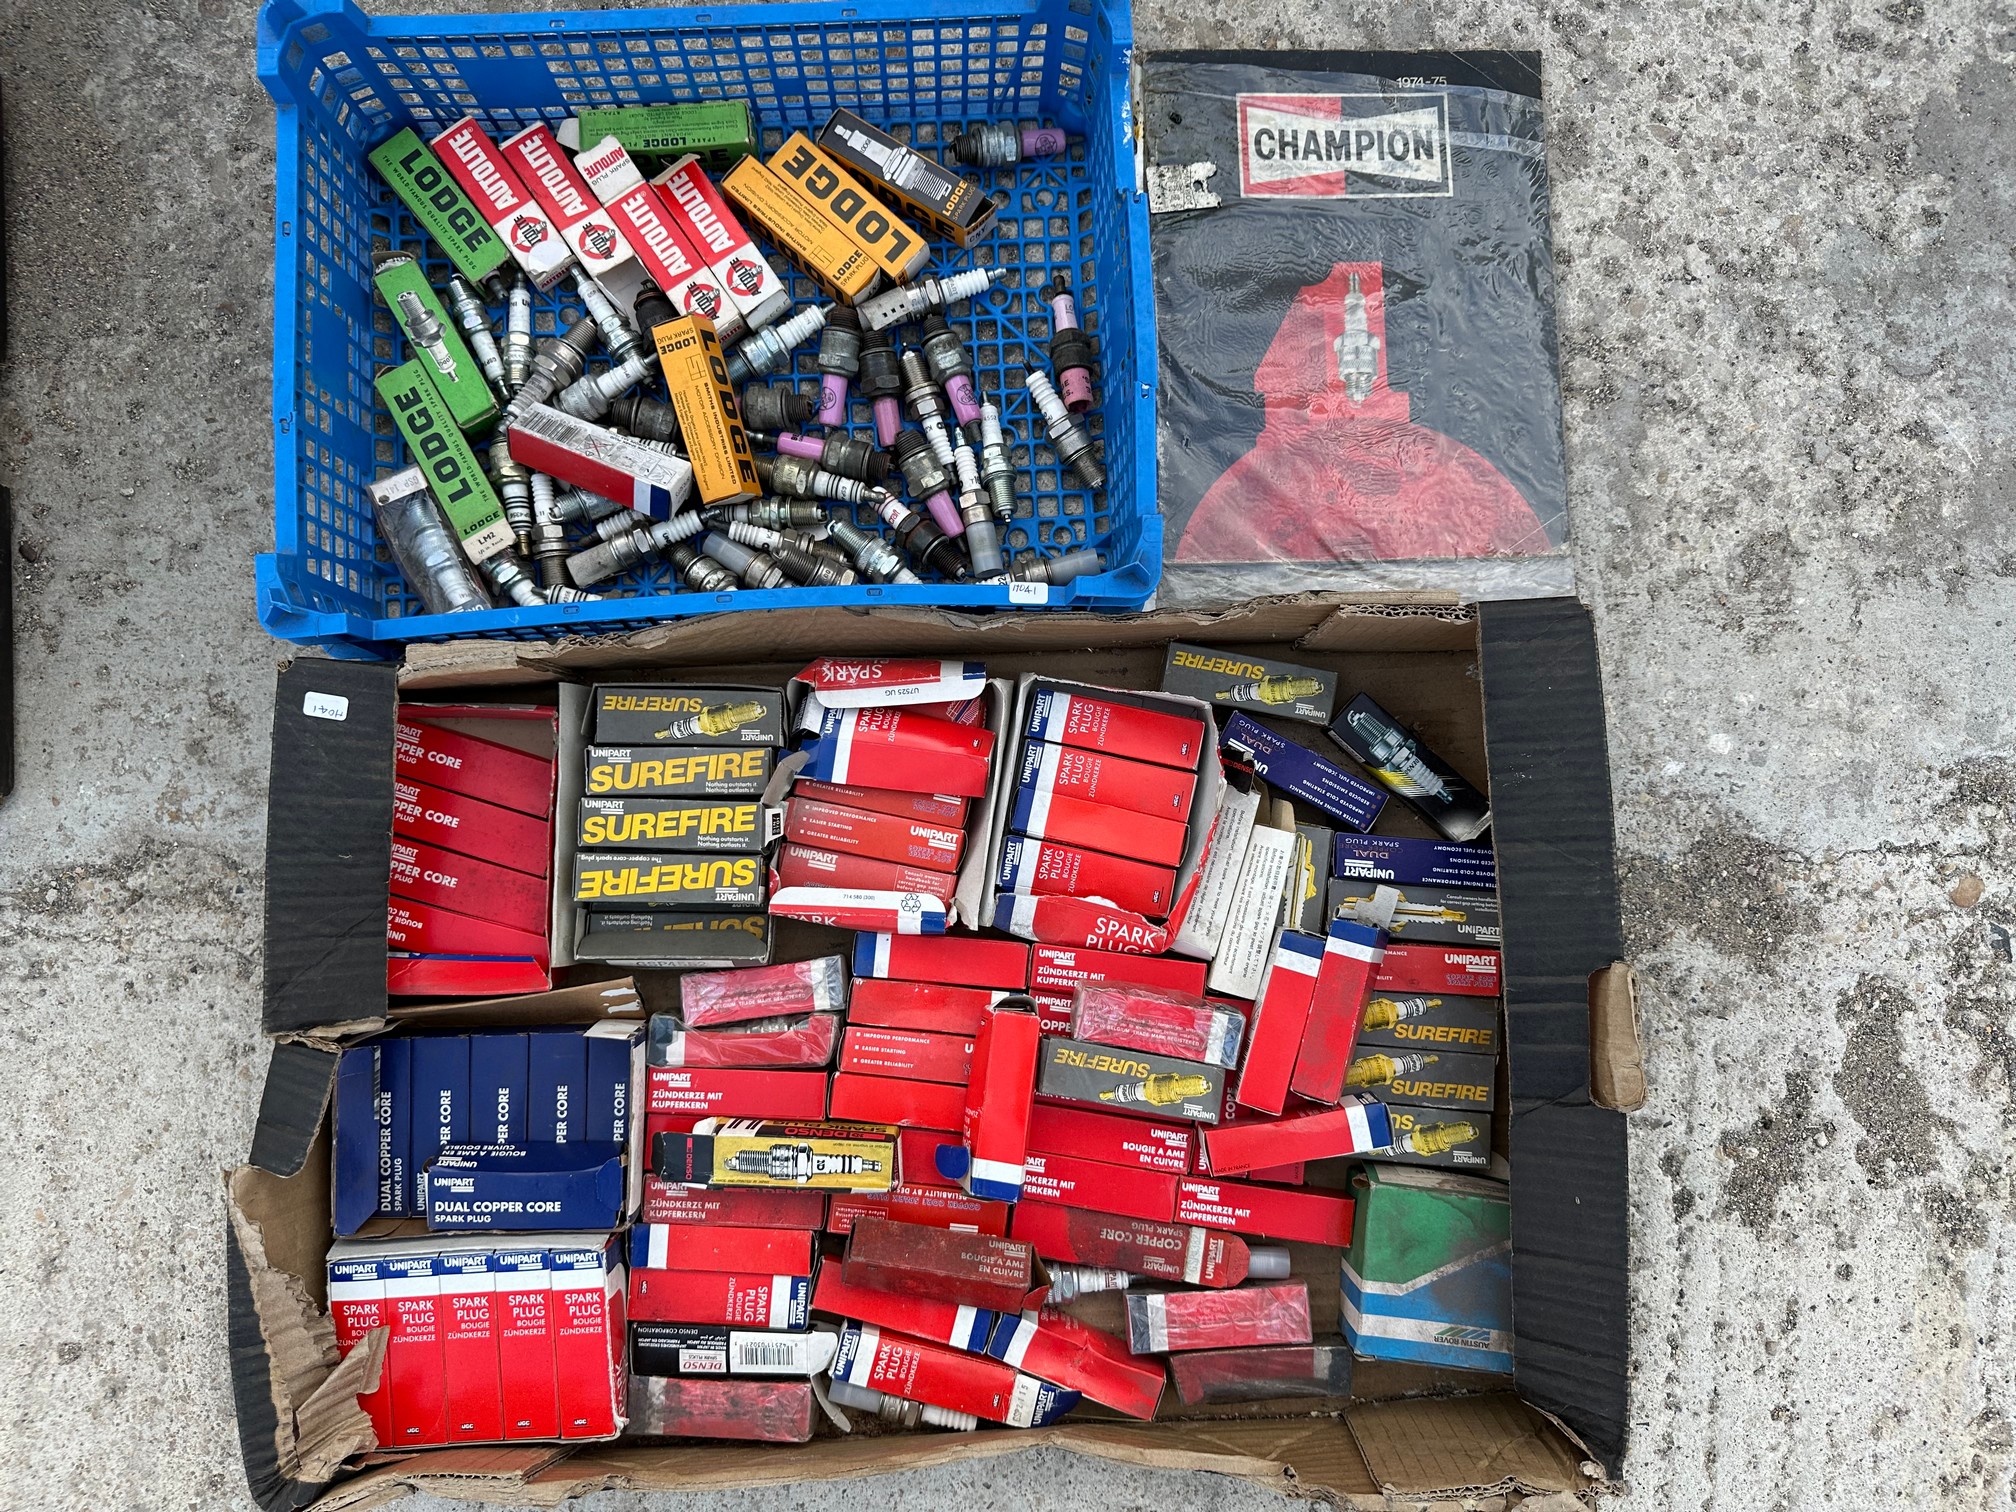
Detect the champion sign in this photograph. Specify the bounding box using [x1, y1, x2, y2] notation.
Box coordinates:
[1236, 94, 1452, 199]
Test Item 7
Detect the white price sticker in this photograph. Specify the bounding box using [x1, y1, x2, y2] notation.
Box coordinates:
[1006, 581, 1049, 605]
[303, 692, 349, 722]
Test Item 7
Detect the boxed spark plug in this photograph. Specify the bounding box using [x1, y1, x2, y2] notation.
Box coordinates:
[1169, 776, 1262, 960]
[796, 658, 992, 708]
[584, 745, 774, 799]
[374, 256, 497, 435]
[397, 717, 556, 817]
[846, 979, 1010, 1036]
[1235, 931, 1323, 1115]
[561, 102, 757, 170]
[1289, 917, 1387, 1105]
[573, 853, 765, 911]
[1174, 1177, 1355, 1247]
[1207, 796, 1298, 1000]
[840, 1025, 974, 1084]
[810, 1271, 1000, 1353]
[430, 117, 572, 287]
[783, 796, 964, 870]
[654, 1117, 898, 1191]
[629, 1269, 812, 1329]
[506, 405, 695, 519]
[1028, 944, 1207, 998]
[651, 154, 795, 331]
[1036, 1036, 1225, 1124]
[841, 1216, 1034, 1313]
[394, 778, 549, 874]
[654, 313, 761, 508]
[1328, 693, 1491, 843]
[1342, 1166, 1511, 1371]
[630, 1223, 816, 1277]
[827, 1071, 967, 1133]
[816, 109, 999, 247]
[1289, 823, 1333, 934]
[377, 362, 514, 563]
[1344, 1047, 1496, 1113]
[774, 843, 958, 901]
[1168, 1345, 1354, 1406]
[768, 888, 950, 935]
[577, 797, 774, 854]
[1009, 783, 1189, 869]
[1015, 739, 1198, 822]
[628, 1377, 814, 1443]
[932, 1006, 1042, 1203]
[1201, 1098, 1390, 1175]
[1026, 1104, 1192, 1174]
[997, 836, 1177, 919]
[986, 1307, 1166, 1420]
[1333, 833, 1498, 890]
[1126, 1282, 1312, 1354]
[767, 132, 931, 283]
[1070, 984, 1245, 1070]
[1008, 1204, 1275, 1288]
[392, 837, 549, 936]
[720, 156, 880, 301]
[592, 685, 786, 748]
[1021, 1151, 1179, 1223]
[679, 956, 848, 1027]
[1022, 685, 1208, 771]
[574, 136, 741, 332]
[826, 1185, 1011, 1237]
[803, 705, 996, 800]
[498, 121, 646, 303]
[994, 894, 1172, 956]
[830, 1323, 1078, 1426]
[1218, 713, 1385, 832]
[368, 127, 512, 287]
[1160, 642, 1338, 726]
[1374, 945, 1502, 998]
[646, 1067, 830, 1120]
[1354, 993, 1500, 1056]
[1329, 880, 1503, 947]
[1371, 1104, 1494, 1170]
[640, 1183, 827, 1228]
[419, 1142, 628, 1230]
[630, 1323, 837, 1379]
[853, 932, 1029, 990]
[648, 1013, 839, 1070]
[576, 910, 773, 968]
[387, 899, 548, 969]
[793, 780, 969, 827]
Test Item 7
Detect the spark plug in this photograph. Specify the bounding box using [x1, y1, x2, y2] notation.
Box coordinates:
[487, 430, 534, 555]
[1385, 1120, 1481, 1157]
[480, 552, 544, 607]
[739, 384, 815, 434]
[795, 531, 856, 571]
[977, 403, 1018, 524]
[889, 429, 964, 538]
[899, 349, 949, 427]
[699, 530, 787, 589]
[545, 584, 602, 602]
[393, 289, 462, 387]
[1006, 547, 1105, 585]
[857, 328, 904, 446]
[551, 484, 628, 526]
[1044, 1265, 1132, 1304]
[758, 454, 892, 509]
[666, 540, 738, 593]
[856, 267, 1008, 332]
[726, 303, 830, 385]
[814, 306, 862, 426]
[631, 282, 676, 338]
[367, 467, 492, 614]
[602, 390, 683, 445]
[1025, 370, 1104, 490]
[1334, 272, 1380, 402]
[566, 512, 709, 587]
[573, 266, 647, 367]
[528, 471, 570, 588]
[1044, 274, 1096, 413]
[446, 275, 509, 399]
[709, 497, 824, 531]
[756, 430, 890, 485]
[952, 446, 1004, 577]
[554, 349, 658, 422]
[502, 275, 534, 393]
[868, 494, 969, 581]
[507, 316, 599, 417]
[920, 314, 984, 431]
[724, 520, 858, 587]
[951, 122, 1071, 168]
[827, 1378, 977, 1433]
[1344, 705, 1453, 801]
[826, 516, 923, 584]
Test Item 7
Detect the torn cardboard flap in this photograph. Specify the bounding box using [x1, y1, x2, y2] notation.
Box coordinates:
[1346, 1393, 1586, 1498]
[1588, 960, 1645, 1112]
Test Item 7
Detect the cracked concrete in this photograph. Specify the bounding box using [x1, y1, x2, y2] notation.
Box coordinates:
[3, 0, 2015, 1508]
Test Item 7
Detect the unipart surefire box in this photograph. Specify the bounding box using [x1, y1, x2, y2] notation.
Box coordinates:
[243, 596, 1634, 1505]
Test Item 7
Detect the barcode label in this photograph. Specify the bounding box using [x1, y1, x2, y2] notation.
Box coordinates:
[731, 1335, 811, 1373]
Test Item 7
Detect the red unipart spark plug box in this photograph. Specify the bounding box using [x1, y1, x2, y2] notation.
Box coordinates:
[648, 1014, 839, 1070]
[936, 1006, 1043, 1204]
[852, 932, 1030, 990]
[1021, 684, 1208, 771]
[1236, 931, 1324, 1115]
[804, 706, 997, 799]
[898, 1127, 959, 1189]
[846, 979, 1010, 1036]
[784, 795, 965, 870]
[995, 837, 1177, 919]
[774, 843, 959, 901]
[631, 1223, 816, 1277]
[1026, 944, 1208, 998]
[793, 780, 970, 826]
[990, 1307, 1166, 1420]
[1290, 918, 1388, 1105]
[1125, 1282, 1312, 1353]
[394, 778, 552, 876]
[827, 1186, 1011, 1237]
[1010, 787, 1189, 869]
[1201, 1098, 1390, 1175]
[387, 898, 550, 965]
[390, 836, 549, 937]
[1021, 1150, 1179, 1223]
[640, 1182, 827, 1229]
[1007, 1202, 1255, 1288]
[840, 1025, 975, 1085]
[1372, 944, 1504, 997]
[841, 1216, 1034, 1313]
[396, 717, 556, 818]
[808, 1270, 998, 1353]
[1175, 1177, 1355, 1247]
[628, 1268, 811, 1328]
[1013, 737, 1197, 821]
[628, 1376, 814, 1443]
[827, 1072, 968, 1132]
[1028, 994, 1075, 1036]
[647, 1067, 829, 1120]
[1025, 1104, 1193, 1174]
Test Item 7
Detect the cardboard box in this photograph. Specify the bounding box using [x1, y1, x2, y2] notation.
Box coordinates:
[840, 1025, 973, 1084]
[1169, 779, 1262, 961]
[430, 117, 571, 287]
[387, 899, 548, 967]
[1371, 1103, 1495, 1171]
[826, 1185, 1011, 1237]
[1329, 692, 1492, 844]
[1036, 1036, 1225, 1124]
[1290, 918, 1388, 1106]
[648, 1014, 838, 1070]
[630, 1223, 815, 1277]
[795, 657, 990, 708]
[1021, 684, 1207, 771]
[720, 156, 879, 301]
[846, 979, 1009, 1036]
[794, 781, 969, 825]
[1025, 1104, 1193, 1174]
[1161, 642, 1338, 726]
[768, 132, 931, 282]
[592, 686, 786, 748]
[639, 1183, 827, 1228]
[1218, 713, 1386, 833]
[391, 837, 548, 937]
[1174, 1177, 1356, 1247]
[651, 153, 795, 330]
[1332, 833, 1498, 890]
[1343, 1166, 1511, 1371]
[1356, 993, 1501, 1056]
[373, 255, 496, 434]
[853, 932, 1029, 990]
[578, 797, 771, 854]
[630, 1324, 836, 1379]
[629, 1269, 812, 1329]
[1126, 1283, 1313, 1353]
[831, 1323, 1077, 1426]
[654, 1116, 895, 1192]
[575, 136, 743, 338]
[1235, 931, 1323, 1115]
[809, 1270, 999, 1352]
[420, 1143, 627, 1231]
[679, 956, 847, 1027]
[1346, 1047, 1497, 1114]
[626, 1377, 814, 1442]
[1007, 1203, 1259, 1287]
[1027, 944, 1208, 999]
[1201, 1099, 1391, 1175]
[653, 313, 761, 508]
[1009, 785, 1188, 869]
[1013, 738, 1198, 821]
[1168, 1344, 1354, 1406]
[394, 778, 549, 875]
[1069, 985, 1245, 1070]
[816, 109, 999, 246]
[1329, 879, 1503, 947]
[841, 1216, 1033, 1313]
[583, 745, 773, 798]
[646, 1068, 829, 1121]
[803, 705, 996, 799]
[827, 1071, 968, 1132]
[368, 127, 511, 286]
[240, 595, 1632, 1496]
[576, 911, 772, 968]
[987, 1307, 1165, 1420]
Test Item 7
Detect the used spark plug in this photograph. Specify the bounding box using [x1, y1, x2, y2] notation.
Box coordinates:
[602, 390, 683, 445]
[1345, 705, 1453, 801]
[545, 583, 601, 602]
[758, 454, 892, 509]
[1026, 369, 1104, 490]
[665, 540, 738, 593]
[739, 384, 815, 434]
[755, 430, 890, 485]
[710, 497, 824, 531]
[814, 306, 862, 426]
[857, 328, 905, 446]
[1044, 275, 1096, 413]
[1005, 547, 1105, 586]
[566, 512, 709, 587]
[726, 303, 830, 385]
[724, 520, 858, 587]
[698, 531, 787, 589]
[1344, 1052, 1441, 1089]
[368, 467, 491, 614]
[826, 517, 923, 584]
[507, 316, 599, 417]
[795, 532, 855, 571]
[977, 403, 1018, 523]
[827, 1378, 977, 1432]
[952, 448, 1004, 577]
[502, 274, 535, 393]
[856, 267, 1008, 332]
[393, 290, 461, 387]
[919, 314, 984, 431]
[551, 484, 628, 526]
[1044, 1265, 1132, 1304]
[479, 552, 544, 607]
[900, 349, 949, 427]
[867, 494, 969, 581]
[445, 274, 509, 399]
[528, 471, 570, 588]
[951, 122, 1070, 168]
[1334, 273, 1380, 403]
[889, 429, 964, 538]
[554, 349, 658, 422]
[487, 429, 535, 555]
[572, 266, 647, 368]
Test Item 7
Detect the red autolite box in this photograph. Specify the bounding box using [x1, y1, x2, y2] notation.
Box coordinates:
[840, 1025, 974, 1085]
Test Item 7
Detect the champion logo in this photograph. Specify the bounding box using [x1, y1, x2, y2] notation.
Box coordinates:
[1236, 93, 1453, 199]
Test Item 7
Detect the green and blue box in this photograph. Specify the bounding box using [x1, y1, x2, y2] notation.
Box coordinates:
[1341, 1164, 1511, 1374]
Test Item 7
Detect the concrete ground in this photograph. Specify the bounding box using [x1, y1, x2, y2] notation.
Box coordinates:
[2, 0, 2008, 1507]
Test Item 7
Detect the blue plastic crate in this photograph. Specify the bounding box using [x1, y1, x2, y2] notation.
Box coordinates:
[256, 0, 1157, 659]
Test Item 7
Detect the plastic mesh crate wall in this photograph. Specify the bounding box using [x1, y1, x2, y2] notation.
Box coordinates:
[256, 0, 1157, 658]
